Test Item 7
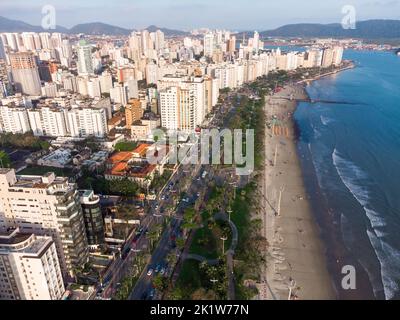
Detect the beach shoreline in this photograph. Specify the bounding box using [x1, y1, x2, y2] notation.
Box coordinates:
[258, 83, 336, 300]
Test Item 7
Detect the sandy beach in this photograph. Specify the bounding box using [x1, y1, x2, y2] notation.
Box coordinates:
[257, 84, 336, 300]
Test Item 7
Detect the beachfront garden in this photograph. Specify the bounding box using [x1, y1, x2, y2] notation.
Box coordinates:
[169, 258, 228, 300]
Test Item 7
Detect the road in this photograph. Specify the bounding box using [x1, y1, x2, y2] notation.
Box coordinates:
[125, 86, 255, 300]
[129, 162, 203, 300]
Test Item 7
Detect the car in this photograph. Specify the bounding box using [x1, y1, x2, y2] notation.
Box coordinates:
[161, 195, 166, 200]
[147, 268, 153, 276]
[149, 289, 156, 299]
[155, 264, 161, 273]
[160, 268, 166, 276]
[196, 192, 200, 197]
[155, 205, 159, 210]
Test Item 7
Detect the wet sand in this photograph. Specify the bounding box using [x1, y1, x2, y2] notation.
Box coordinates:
[258, 84, 336, 300]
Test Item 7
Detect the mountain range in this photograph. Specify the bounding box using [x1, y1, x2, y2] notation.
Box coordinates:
[1, 16, 400, 39]
[0, 16, 189, 36]
[259, 20, 400, 39]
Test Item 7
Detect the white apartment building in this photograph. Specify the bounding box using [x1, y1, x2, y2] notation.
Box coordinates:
[0, 169, 89, 278]
[0, 228, 65, 300]
[87, 77, 101, 98]
[110, 83, 128, 106]
[77, 41, 94, 75]
[160, 86, 196, 131]
[99, 72, 113, 94]
[27, 106, 68, 137]
[203, 33, 215, 57]
[0, 105, 31, 134]
[67, 107, 108, 138]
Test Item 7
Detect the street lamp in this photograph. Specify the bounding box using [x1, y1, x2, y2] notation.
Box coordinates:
[220, 236, 228, 255]
[227, 208, 233, 223]
[288, 279, 296, 300]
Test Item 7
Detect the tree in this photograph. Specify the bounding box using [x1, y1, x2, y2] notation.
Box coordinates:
[148, 229, 159, 249]
[108, 178, 139, 197]
[152, 274, 168, 291]
[0, 151, 11, 168]
[176, 237, 186, 250]
[165, 253, 178, 267]
[191, 288, 216, 300]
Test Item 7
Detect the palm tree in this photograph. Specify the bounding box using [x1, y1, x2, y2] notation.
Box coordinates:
[148, 229, 159, 249]
[144, 175, 152, 195]
[165, 252, 178, 267]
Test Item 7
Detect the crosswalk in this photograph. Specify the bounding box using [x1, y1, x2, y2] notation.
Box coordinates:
[272, 125, 289, 137]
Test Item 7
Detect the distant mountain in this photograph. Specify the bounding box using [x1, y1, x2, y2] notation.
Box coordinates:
[69, 22, 132, 35]
[0, 16, 190, 36]
[0, 16, 67, 33]
[260, 20, 400, 39]
[145, 25, 189, 36]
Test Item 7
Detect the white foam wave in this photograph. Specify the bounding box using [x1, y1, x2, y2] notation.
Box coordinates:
[320, 115, 334, 126]
[332, 148, 400, 299]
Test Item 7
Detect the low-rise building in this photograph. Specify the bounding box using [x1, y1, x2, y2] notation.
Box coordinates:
[37, 149, 72, 168]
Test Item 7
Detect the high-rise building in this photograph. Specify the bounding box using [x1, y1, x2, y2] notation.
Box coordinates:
[227, 36, 236, 54]
[67, 107, 108, 138]
[0, 105, 31, 134]
[160, 86, 195, 131]
[0, 169, 89, 278]
[39, 33, 51, 50]
[155, 30, 165, 51]
[146, 61, 158, 85]
[253, 31, 260, 52]
[0, 59, 10, 97]
[0, 36, 5, 60]
[99, 72, 113, 94]
[79, 190, 105, 246]
[321, 48, 334, 68]
[125, 98, 144, 129]
[87, 77, 101, 98]
[77, 40, 94, 75]
[332, 46, 344, 66]
[27, 106, 68, 137]
[9, 52, 41, 96]
[0, 228, 65, 300]
[110, 83, 128, 105]
[203, 33, 215, 57]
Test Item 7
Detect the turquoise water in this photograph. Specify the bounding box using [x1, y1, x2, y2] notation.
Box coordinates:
[295, 50, 400, 300]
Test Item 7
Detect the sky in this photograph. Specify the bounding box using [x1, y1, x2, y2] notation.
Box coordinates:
[1, 0, 400, 31]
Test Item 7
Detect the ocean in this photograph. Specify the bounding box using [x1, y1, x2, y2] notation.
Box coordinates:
[295, 50, 400, 300]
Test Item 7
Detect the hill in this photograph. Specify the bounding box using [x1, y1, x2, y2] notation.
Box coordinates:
[260, 20, 400, 39]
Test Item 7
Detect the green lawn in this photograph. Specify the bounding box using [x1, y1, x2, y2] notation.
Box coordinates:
[176, 260, 201, 294]
[114, 141, 137, 152]
[18, 166, 73, 177]
[189, 216, 232, 259]
[189, 226, 218, 259]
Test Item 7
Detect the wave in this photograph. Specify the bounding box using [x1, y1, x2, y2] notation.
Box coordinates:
[332, 148, 400, 299]
[320, 115, 334, 126]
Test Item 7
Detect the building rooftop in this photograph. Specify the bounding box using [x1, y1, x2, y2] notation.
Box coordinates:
[132, 143, 152, 158]
[0, 228, 52, 257]
[107, 151, 133, 164]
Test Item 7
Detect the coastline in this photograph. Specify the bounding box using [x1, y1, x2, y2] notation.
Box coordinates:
[259, 84, 336, 300]
[297, 62, 355, 85]
[257, 62, 378, 300]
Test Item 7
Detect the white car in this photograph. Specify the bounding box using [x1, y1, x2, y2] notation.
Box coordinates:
[147, 269, 153, 276]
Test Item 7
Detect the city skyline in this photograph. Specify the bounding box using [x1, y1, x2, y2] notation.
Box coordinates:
[1, 0, 400, 31]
